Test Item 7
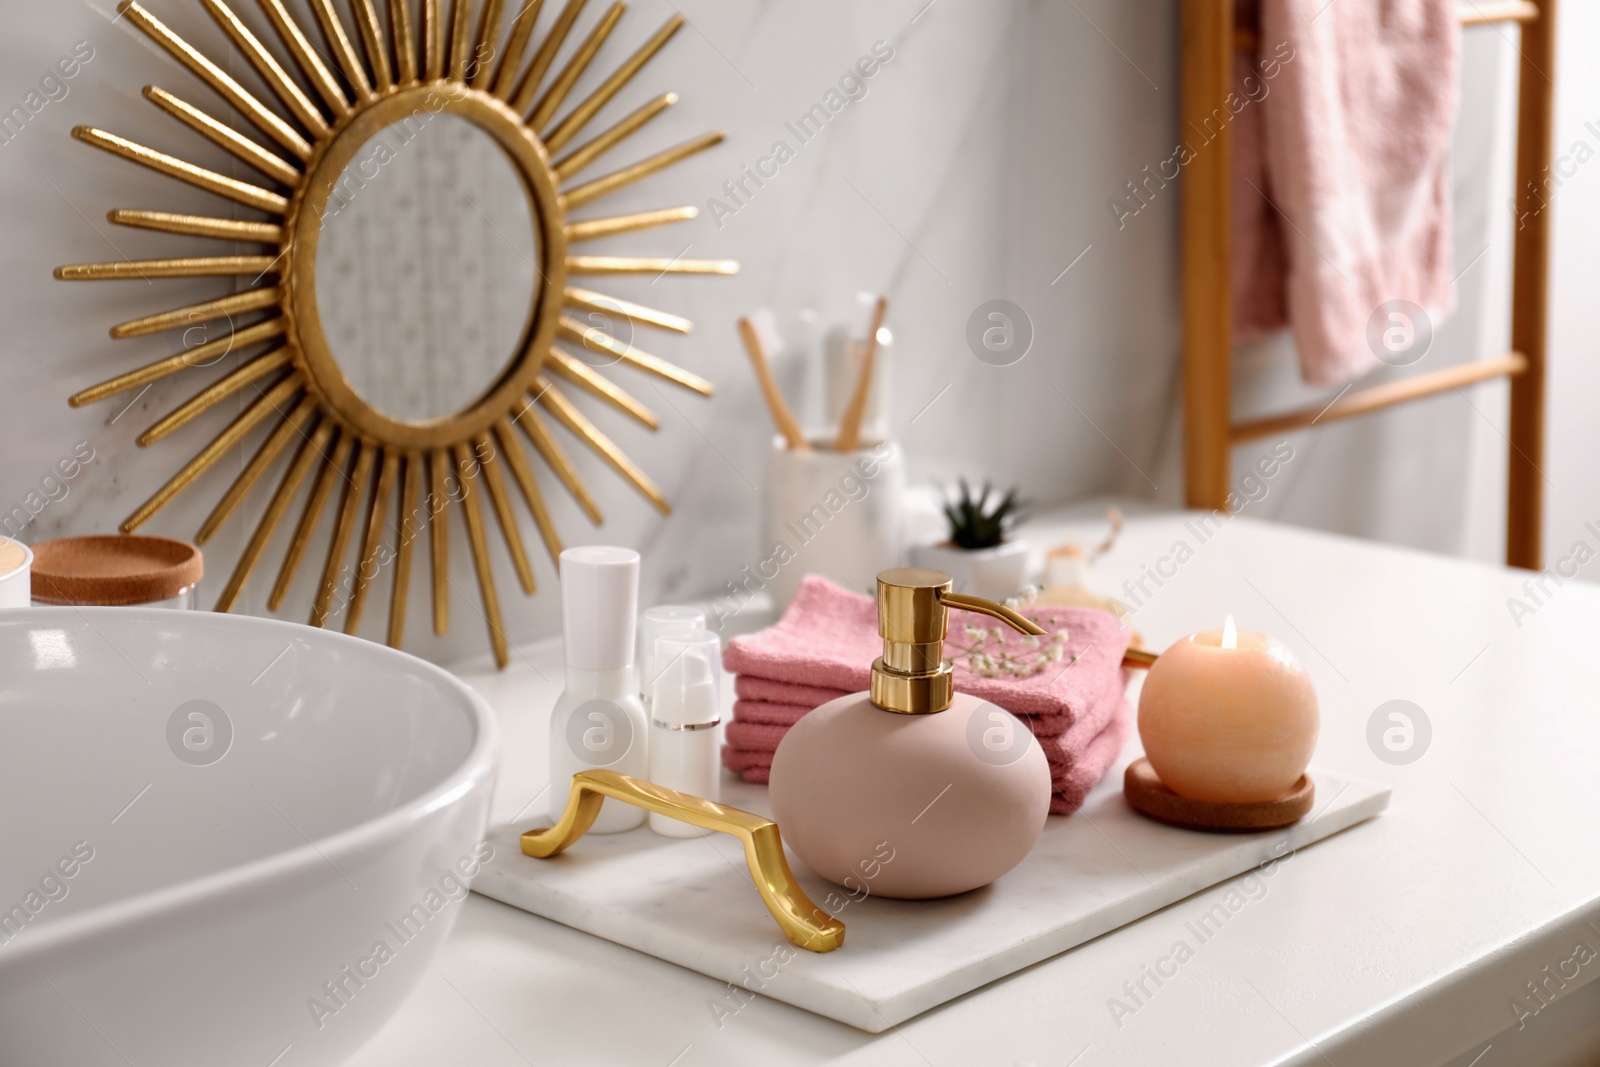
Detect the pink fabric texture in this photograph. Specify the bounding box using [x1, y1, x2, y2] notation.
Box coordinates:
[1231, 0, 1460, 385]
[720, 575, 1135, 815]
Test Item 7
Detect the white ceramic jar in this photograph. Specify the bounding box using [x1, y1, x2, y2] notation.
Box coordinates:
[761, 435, 906, 609]
[0, 537, 32, 608]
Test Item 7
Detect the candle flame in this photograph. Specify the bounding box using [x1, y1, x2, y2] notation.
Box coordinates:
[1222, 614, 1238, 649]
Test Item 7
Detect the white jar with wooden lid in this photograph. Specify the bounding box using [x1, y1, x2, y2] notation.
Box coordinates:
[0, 537, 31, 608]
[29, 535, 203, 609]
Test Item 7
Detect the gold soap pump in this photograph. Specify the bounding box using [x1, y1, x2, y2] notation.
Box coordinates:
[769, 569, 1054, 900]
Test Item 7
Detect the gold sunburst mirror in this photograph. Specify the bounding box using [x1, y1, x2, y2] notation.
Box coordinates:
[57, 0, 736, 666]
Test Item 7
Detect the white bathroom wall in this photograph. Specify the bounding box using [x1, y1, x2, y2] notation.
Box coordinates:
[2, 0, 1594, 668]
[0, 0, 1181, 665]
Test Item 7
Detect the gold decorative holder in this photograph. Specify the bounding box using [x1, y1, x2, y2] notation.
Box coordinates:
[522, 770, 845, 953]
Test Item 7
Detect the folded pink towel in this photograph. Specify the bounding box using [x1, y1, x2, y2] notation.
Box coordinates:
[730, 698, 817, 728]
[1232, 0, 1460, 384]
[722, 690, 1131, 818]
[1049, 705, 1132, 816]
[720, 575, 1136, 815]
[728, 676, 1128, 769]
[734, 674, 851, 708]
[724, 575, 1133, 723]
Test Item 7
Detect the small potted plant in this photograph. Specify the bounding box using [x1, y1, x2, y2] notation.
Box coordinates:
[910, 480, 1030, 600]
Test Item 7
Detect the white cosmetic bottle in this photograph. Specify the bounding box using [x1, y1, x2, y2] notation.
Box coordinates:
[549, 546, 648, 833]
[638, 604, 707, 710]
[648, 629, 722, 838]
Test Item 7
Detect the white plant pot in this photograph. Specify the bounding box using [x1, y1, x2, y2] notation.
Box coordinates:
[761, 435, 906, 610]
[910, 540, 1030, 601]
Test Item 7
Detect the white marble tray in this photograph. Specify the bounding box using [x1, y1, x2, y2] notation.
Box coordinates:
[472, 763, 1389, 1032]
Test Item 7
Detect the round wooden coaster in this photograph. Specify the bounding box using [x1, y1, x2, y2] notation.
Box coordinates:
[1123, 758, 1313, 833]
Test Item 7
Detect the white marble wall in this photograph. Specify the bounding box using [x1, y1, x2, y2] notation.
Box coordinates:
[1, 0, 1593, 668]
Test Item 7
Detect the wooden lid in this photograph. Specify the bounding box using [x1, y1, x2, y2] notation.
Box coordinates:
[30, 535, 203, 606]
[0, 537, 28, 577]
[1123, 758, 1314, 833]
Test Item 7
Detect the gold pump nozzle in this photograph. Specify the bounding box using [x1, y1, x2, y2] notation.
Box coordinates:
[870, 568, 1047, 715]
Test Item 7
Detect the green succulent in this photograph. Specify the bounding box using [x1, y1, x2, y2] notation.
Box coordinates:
[942, 480, 1025, 550]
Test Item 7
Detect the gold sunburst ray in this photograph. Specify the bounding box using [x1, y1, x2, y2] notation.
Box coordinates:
[120, 2, 311, 159]
[452, 441, 510, 668]
[200, 0, 330, 138]
[111, 286, 281, 340]
[563, 286, 690, 335]
[529, 1, 623, 131]
[468, 0, 508, 89]
[351, 0, 395, 94]
[553, 91, 676, 180]
[257, 0, 352, 119]
[345, 449, 398, 634]
[509, 0, 587, 111]
[388, 454, 420, 648]
[142, 87, 303, 187]
[490, 0, 544, 98]
[513, 403, 603, 525]
[546, 348, 659, 429]
[535, 378, 668, 515]
[555, 316, 713, 395]
[307, 0, 374, 103]
[107, 209, 284, 243]
[311, 441, 375, 627]
[561, 132, 725, 209]
[477, 436, 537, 594]
[271, 431, 353, 612]
[427, 450, 450, 637]
[69, 318, 288, 406]
[197, 398, 319, 544]
[565, 205, 697, 242]
[214, 418, 332, 613]
[138, 348, 295, 444]
[543, 16, 683, 155]
[494, 417, 563, 566]
[74, 126, 289, 214]
[66, 0, 735, 667]
[566, 255, 739, 277]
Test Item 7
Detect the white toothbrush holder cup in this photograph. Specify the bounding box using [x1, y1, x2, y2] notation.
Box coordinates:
[761, 435, 906, 610]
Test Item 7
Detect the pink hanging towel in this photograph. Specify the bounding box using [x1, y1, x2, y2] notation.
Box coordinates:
[1231, 0, 1460, 385]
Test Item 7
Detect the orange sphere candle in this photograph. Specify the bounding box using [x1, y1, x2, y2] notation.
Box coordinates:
[1137, 616, 1319, 804]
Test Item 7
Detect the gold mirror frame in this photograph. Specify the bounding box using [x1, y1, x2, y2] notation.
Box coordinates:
[57, 0, 737, 667]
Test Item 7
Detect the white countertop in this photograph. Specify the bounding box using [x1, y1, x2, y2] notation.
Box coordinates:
[344, 505, 1600, 1067]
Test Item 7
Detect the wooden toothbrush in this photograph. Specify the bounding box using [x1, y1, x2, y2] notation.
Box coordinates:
[833, 295, 889, 453]
[738, 311, 808, 451]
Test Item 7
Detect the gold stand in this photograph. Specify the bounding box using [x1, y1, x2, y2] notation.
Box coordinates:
[522, 770, 845, 953]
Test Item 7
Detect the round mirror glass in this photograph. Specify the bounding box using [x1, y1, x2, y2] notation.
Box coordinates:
[314, 113, 539, 424]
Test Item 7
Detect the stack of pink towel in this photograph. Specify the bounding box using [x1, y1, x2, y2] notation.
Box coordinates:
[722, 576, 1135, 815]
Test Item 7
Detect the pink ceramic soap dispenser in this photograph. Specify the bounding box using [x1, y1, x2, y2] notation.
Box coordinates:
[769, 568, 1052, 899]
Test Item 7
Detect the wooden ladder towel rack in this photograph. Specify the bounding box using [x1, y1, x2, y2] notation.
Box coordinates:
[1181, 0, 1555, 568]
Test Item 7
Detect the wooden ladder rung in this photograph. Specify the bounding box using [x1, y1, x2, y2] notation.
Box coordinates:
[1235, 1, 1538, 53]
[1229, 352, 1527, 443]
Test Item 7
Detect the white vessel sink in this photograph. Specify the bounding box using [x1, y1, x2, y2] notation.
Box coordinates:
[0, 608, 498, 1067]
